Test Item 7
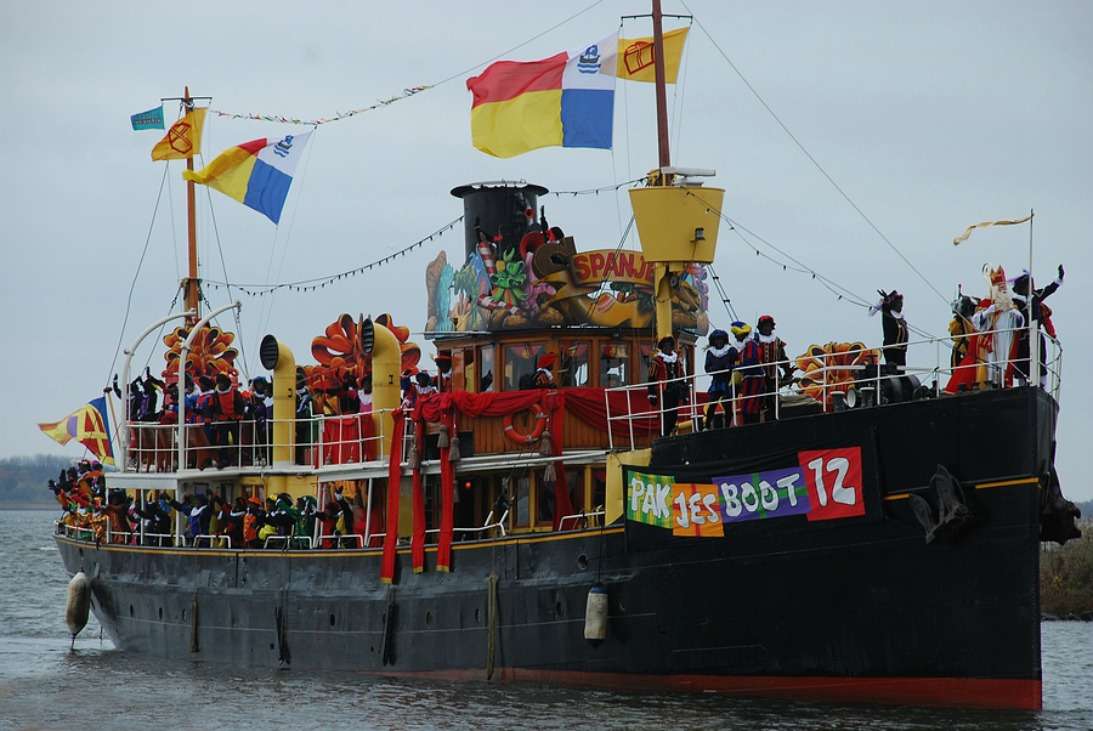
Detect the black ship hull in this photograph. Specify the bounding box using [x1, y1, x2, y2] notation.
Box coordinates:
[56, 388, 1055, 709]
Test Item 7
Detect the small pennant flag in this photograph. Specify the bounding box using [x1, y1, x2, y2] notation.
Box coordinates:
[151, 108, 207, 161]
[952, 214, 1033, 245]
[38, 397, 115, 466]
[183, 132, 311, 224]
[130, 106, 165, 131]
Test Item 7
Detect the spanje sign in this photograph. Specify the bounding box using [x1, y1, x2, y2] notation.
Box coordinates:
[625, 446, 866, 536]
[570, 249, 655, 286]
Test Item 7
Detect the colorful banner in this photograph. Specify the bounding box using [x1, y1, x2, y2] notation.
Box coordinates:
[130, 105, 165, 131]
[625, 445, 866, 536]
[626, 469, 674, 528]
[672, 483, 724, 537]
[712, 466, 811, 525]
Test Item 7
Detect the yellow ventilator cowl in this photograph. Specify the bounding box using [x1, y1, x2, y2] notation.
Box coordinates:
[628, 185, 725, 265]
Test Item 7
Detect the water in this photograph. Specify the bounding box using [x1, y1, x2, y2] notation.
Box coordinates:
[1, 510, 1089, 730]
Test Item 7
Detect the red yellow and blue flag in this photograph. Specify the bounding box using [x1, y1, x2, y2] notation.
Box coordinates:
[466, 34, 617, 158]
[38, 397, 115, 466]
[183, 132, 312, 224]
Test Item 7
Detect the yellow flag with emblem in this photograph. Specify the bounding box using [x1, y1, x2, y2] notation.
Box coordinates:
[617, 27, 689, 83]
[151, 107, 207, 161]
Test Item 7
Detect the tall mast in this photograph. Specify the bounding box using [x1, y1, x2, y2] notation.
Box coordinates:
[651, 0, 671, 174]
[183, 85, 200, 321]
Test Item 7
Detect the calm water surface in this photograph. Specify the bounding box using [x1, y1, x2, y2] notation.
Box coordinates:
[1, 510, 1089, 730]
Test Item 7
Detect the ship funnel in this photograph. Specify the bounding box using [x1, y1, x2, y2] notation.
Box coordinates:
[260, 334, 296, 470]
[451, 181, 548, 262]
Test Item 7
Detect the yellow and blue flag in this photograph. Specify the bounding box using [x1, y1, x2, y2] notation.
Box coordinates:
[183, 132, 312, 224]
[38, 397, 115, 466]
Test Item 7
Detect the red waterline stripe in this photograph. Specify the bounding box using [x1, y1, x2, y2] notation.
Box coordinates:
[375, 667, 1042, 710]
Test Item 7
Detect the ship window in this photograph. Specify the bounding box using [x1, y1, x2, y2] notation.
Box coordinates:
[536, 470, 555, 526]
[639, 342, 654, 384]
[560, 341, 590, 387]
[600, 341, 630, 389]
[568, 468, 586, 517]
[514, 475, 530, 527]
[479, 345, 495, 392]
[592, 469, 606, 513]
[503, 343, 545, 390]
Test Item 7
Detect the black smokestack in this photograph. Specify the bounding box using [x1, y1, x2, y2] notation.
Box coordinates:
[450, 182, 548, 262]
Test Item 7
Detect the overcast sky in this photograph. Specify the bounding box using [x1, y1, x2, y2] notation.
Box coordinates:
[2, 1, 1090, 498]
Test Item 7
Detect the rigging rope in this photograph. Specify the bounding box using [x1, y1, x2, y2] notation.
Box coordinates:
[680, 1, 949, 306]
[204, 216, 464, 294]
[200, 169, 251, 380]
[103, 163, 170, 387]
[210, 0, 605, 127]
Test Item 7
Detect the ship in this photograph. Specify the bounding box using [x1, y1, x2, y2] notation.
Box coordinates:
[52, 2, 1082, 710]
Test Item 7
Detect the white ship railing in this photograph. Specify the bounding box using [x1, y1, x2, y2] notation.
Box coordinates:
[604, 326, 1062, 451]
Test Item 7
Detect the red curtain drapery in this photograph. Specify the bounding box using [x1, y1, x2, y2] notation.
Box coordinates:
[380, 410, 404, 584]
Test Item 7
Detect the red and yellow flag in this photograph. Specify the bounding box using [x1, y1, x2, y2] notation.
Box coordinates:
[151, 108, 207, 161]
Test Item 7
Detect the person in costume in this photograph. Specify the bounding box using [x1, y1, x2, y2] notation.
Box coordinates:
[967, 264, 1025, 389]
[948, 294, 978, 369]
[533, 353, 557, 389]
[434, 351, 453, 393]
[753, 315, 792, 421]
[870, 290, 909, 368]
[1011, 265, 1064, 387]
[733, 322, 765, 425]
[647, 335, 687, 436]
[703, 329, 734, 429]
[211, 373, 245, 467]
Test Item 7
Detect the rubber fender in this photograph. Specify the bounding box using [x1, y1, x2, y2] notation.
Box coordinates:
[584, 583, 608, 641]
[65, 571, 91, 638]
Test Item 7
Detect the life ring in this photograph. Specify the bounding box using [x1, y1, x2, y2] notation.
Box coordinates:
[503, 404, 548, 445]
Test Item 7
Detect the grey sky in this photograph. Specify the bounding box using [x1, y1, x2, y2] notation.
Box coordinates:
[2, 1, 1090, 498]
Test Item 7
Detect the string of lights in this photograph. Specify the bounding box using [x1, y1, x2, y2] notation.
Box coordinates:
[204, 216, 463, 297]
[547, 177, 645, 197]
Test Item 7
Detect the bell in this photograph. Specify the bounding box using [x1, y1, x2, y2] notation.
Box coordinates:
[449, 434, 462, 463]
[437, 424, 450, 449]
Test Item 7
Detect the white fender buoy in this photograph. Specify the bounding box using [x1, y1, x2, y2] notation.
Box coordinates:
[584, 583, 607, 641]
[65, 571, 91, 649]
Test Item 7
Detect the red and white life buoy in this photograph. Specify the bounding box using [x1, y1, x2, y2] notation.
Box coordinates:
[503, 404, 548, 445]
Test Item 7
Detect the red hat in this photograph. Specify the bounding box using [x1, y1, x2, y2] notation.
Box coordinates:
[537, 353, 557, 370]
[758, 314, 775, 326]
[978, 298, 992, 308]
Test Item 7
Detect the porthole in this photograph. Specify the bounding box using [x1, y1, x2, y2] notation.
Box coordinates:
[425, 610, 433, 625]
[577, 554, 589, 570]
[158, 607, 163, 620]
[129, 605, 134, 617]
[329, 613, 336, 627]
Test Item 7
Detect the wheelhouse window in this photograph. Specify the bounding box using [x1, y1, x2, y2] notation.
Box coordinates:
[503, 342, 545, 390]
[561, 341, 591, 387]
[479, 345, 495, 392]
[600, 341, 630, 389]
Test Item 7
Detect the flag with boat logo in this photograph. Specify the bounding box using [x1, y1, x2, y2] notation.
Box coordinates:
[38, 397, 115, 466]
[183, 132, 312, 224]
[466, 34, 617, 158]
[151, 107, 207, 160]
[617, 27, 689, 83]
[951, 214, 1033, 245]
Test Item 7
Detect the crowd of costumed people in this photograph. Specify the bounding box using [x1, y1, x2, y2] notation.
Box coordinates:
[52, 477, 382, 549]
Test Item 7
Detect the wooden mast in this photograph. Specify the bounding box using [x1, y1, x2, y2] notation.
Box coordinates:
[651, 0, 671, 174]
[183, 85, 200, 322]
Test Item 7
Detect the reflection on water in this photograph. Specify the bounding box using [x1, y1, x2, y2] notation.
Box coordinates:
[1, 510, 1090, 730]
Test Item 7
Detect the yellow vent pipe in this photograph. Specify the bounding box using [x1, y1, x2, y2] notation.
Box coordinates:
[260, 335, 296, 496]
